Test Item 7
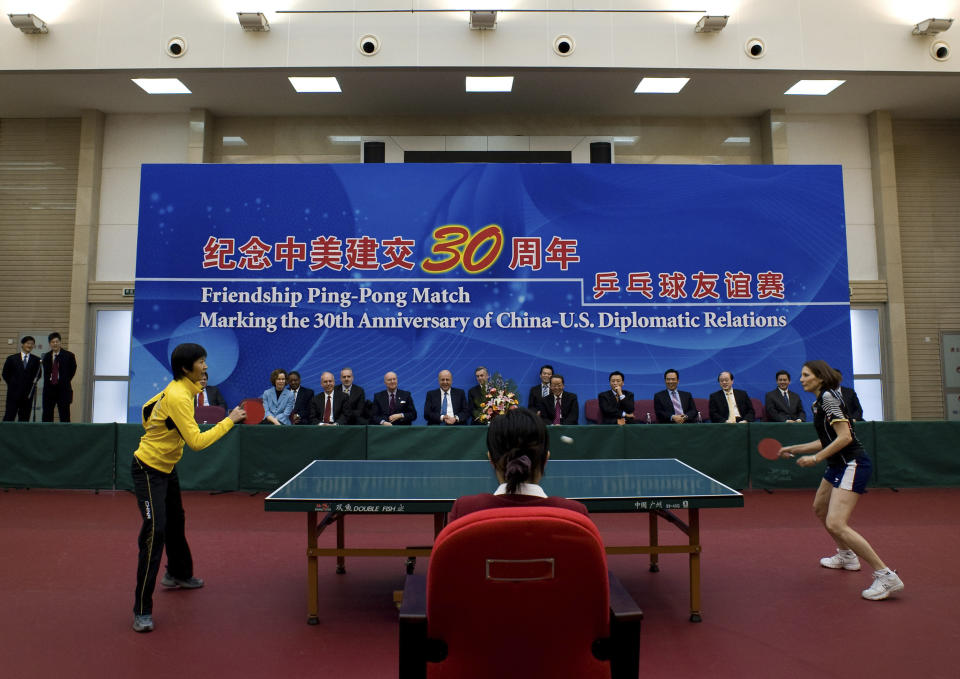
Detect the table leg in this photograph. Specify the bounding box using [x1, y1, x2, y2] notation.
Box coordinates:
[307, 512, 319, 625]
[336, 514, 346, 574]
[648, 511, 660, 572]
[688, 508, 702, 622]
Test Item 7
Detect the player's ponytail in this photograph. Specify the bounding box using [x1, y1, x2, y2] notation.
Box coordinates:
[487, 408, 549, 494]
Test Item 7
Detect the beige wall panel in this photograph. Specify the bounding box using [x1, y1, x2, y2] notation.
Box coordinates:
[892, 120, 960, 420]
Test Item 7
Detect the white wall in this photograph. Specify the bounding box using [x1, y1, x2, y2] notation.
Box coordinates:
[96, 113, 189, 281]
[785, 114, 879, 280]
[2, 0, 957, 73]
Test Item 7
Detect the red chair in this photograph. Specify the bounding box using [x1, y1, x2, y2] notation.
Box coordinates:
[194, 405, 226, 424]
[239, 397, 264, 424]
[693, 398, 710, 423]
[750, 398, 765, 422]
[634, 399, 656, 424]
[398, 507, 642, 679]
[584, 398, 601, 424]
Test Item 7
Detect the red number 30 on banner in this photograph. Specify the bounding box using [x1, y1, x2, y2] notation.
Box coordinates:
[421, 224, 504, 274]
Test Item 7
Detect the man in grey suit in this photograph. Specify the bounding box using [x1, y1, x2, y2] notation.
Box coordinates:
[764, 370, 806, 422]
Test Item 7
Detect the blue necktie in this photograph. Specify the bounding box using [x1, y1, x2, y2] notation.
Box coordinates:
[441, 391, 448, 418]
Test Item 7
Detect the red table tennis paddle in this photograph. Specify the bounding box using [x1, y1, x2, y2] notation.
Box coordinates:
[757, 437, 784, 460]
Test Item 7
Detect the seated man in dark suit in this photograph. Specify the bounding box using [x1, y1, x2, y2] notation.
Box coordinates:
[41, 332, 78, 422]
[336, 367, 367, 425]
[539, 374, 578, 425]
[195, 371, 227, 410]
[287, 370, 314, 425]
[424, 369, 470, 425]
[764, 370, 806, 422]
[597, 370, 635, 424]
[653, 368, 698, 423]
[370, 371, 417, 425]
[839, 383, 864, 421]
[527, 364, 554, 418]
[708, 371, 755, 423]
[467, 366, 490, 425]
[310, 372, 348, 425]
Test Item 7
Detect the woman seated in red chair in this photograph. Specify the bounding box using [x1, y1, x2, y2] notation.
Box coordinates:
[449, 407, 588, 521]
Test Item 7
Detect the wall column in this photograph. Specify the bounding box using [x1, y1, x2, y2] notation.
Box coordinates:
[69, 110, 105, 421]
[760, 109, 788, 164]
[188, 108, 214, 163]
[867, 110, 911, 420]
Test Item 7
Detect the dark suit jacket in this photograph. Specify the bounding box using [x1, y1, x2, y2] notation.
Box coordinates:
[840, 386, 864, 421]
[708, 388, 756, 423]
[41, 350, 77, 393]
[336, 384, 367, 425]
[309, 390, 348, 425]
[424, 387, 470, 425]
[653, 389, 698, 423]
[2, 352, 41, 401]
[467, 384, 488, 425]
[196, 384, 228, 410]
[764, 389, 806, 422]
[597, 389, 635, 424]
[527, 384, 550, 416]
[370, 389, 417, 425]
[289, 386, 315, 425]
[539, 391, 579, 425]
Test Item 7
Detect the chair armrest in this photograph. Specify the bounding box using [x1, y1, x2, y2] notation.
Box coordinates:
[399, 573, 426, 620]
[399, 575, 427, 679]
[608, 571, 642, 679]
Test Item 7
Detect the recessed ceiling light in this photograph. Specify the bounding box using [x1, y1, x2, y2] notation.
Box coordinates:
[328, 136, 362, 144]
[465, 76, 514, 93]
[634, 77, 690, 94]
[723, 136, 751, 144]
[221, 136, 248, 147]
[613, 136, 638, 144]
[784, 80, 845, 96]
[288, 77, 342, 93]
[131, 78, 191, 94]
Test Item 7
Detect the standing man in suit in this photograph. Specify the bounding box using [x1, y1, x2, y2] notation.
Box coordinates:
[840, 383, 865, 421]
[3, 336, 42, 421]
[527, 364, 554, 417]
[195, 372, 227, 410]
[424, 369, 470, 425]
[370, 371, 417, 425]
[287, 371, 314, 425]
[653, 368, 698, 424]
[598, 371, 635, 424]
[764, 370, 806, 422]
[41, 332, 77, 422]
[709, 371, 755, 423]
[310, 372, 347, 425]
[336, 367, 367, 425]
[540, 374, 579, 425]
[467, 366, 489, 425]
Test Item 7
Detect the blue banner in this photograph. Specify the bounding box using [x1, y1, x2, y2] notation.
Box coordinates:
[130, 163, 852, 423]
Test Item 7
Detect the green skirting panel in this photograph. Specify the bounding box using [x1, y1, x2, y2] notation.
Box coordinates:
[623, 424, 749, 489]
[873, 421, 960, 487]
[0, 423, 115, 489]
[546, 425, 626, 460]
[238, 425, 366, 492]
[365, 425, 489, 460]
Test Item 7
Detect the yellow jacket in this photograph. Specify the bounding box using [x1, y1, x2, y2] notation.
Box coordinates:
[134, 378, 234, 473]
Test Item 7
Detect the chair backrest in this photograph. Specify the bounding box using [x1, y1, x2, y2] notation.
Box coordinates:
[239, 397, 264, 424]
[194, 405, 226, 424]
[693, 398, 710, 422]
[584, 398, 601, 424]
[750, 398, 765, 422]
[426, 507, 611, 679]
[634, 399, 656, 423]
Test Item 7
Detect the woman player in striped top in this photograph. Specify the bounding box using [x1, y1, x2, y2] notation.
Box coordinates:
[779, 359, 903, 601]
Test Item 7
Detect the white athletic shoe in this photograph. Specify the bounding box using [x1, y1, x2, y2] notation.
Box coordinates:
[861, 570, 904, 601]
[820, 549, 861, 571]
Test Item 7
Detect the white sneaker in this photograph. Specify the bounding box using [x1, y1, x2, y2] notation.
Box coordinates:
[861, 570, 904, 600]
[820, 550, 861, 571]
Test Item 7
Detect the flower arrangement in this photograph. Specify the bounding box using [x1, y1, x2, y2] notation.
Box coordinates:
[477, 373, 520, 423]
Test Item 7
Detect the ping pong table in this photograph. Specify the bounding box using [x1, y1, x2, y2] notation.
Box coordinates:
[264, 458, 743, 623]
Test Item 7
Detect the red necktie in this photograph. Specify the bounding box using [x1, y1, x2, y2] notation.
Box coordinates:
[323, 394, 332, 423]
[553, 395, 562, 424]
[389, 392, 397, 415]
[51, 355, 59, 385]
[198, 391, 205, 407]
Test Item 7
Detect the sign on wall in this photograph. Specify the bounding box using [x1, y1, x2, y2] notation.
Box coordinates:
[130, 163, 852, 422]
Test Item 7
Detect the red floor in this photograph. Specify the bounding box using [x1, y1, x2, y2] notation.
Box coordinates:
[1, 486, 957, 678]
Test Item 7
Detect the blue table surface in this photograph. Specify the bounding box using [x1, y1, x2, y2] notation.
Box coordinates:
[265, 458, 741, 503]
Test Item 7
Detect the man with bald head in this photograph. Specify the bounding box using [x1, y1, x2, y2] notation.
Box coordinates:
[370, 371, 417, 425]
[309, 371, 347, 425]
[424, 369, 470, 425]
